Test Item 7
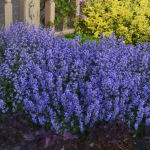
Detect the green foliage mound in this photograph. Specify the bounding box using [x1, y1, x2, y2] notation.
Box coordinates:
[60, 31, 103, 45]
[72, 0, 150, 47]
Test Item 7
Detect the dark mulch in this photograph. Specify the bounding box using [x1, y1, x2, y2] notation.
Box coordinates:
[0, 109, 150, 150]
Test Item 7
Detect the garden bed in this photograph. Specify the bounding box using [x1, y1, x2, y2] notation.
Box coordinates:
[0, 110, 150, 150]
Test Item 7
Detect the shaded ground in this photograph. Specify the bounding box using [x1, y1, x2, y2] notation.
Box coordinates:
[0, 110, 150, 150]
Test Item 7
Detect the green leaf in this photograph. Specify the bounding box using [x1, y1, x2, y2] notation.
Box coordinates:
[45, 21, 54, 28]
[64, 7, 69, 11]
[62, 1, 68, 7]
[56, 16, 60, 24]
[60, 9, 64, 15]
[55, 1, 58, 5]
[70, 3, 74, 9]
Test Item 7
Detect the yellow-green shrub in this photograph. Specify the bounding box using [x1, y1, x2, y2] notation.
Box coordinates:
[72, 0, 150, 47]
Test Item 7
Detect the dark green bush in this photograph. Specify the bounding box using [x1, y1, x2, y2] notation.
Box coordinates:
[61, 31, 103, 45]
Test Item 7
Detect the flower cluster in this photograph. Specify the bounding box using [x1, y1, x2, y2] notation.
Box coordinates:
[0, 20, 150, 136]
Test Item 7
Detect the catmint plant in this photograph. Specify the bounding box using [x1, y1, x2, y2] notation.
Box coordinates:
[0, 19, 150, 138]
